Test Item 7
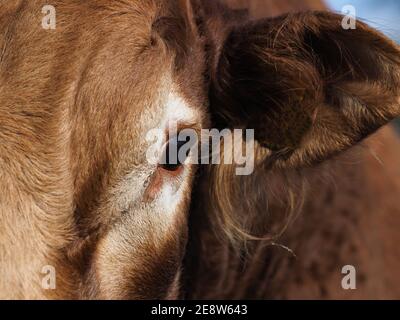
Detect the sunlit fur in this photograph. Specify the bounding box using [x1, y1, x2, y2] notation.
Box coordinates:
[1, 0, 400, 299]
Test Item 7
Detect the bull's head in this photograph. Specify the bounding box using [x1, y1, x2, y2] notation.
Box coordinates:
[0, 0, 399, 299]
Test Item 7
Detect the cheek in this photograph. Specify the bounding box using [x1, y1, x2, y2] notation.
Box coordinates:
[93, 212, 189, 299]
[89, 175, 192, 299]
[82, 86, 202, 299]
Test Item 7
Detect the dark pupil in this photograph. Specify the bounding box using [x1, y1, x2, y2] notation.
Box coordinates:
[162, 136, 191, 171]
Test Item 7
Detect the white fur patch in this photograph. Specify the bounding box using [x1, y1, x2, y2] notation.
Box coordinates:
[115, 87, 200, 228]
[153, 90, 199, 217]
[165, 91, 199, 125]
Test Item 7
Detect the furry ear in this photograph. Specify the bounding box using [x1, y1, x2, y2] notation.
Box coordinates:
[210, 11, 400, 167]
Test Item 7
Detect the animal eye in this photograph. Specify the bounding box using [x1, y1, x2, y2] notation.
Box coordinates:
[159, 136, 190, 172]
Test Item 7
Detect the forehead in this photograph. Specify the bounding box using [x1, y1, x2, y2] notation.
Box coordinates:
[69, 0, 208, 170]
[66, 0, 208, 229]
[71, 1, 206, 124]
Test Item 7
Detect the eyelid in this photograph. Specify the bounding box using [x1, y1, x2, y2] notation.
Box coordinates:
[159, 135, 190, 169]
[164, 121, 200, 141]
[144, 127, 198, 203]
[161, 122, 201, 159]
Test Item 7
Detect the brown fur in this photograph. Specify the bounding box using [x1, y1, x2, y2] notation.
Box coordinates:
[1, 0, 400, 299]
[185, 0, 400, 299]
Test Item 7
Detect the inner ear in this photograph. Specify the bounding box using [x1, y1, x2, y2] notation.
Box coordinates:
[210, 17, 322, 152]
[209, 11, 400, 167]
[305, 24, 389, 78]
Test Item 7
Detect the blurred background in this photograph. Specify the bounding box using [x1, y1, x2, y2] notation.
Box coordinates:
[327, 0, 400, 43]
